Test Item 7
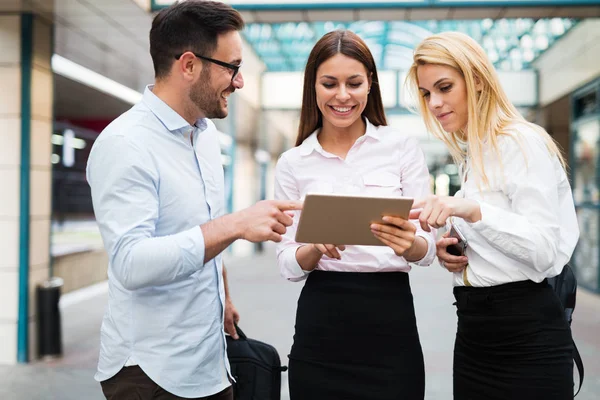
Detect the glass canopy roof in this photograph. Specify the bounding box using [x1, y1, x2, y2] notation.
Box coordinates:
[243, 18, 577, 72]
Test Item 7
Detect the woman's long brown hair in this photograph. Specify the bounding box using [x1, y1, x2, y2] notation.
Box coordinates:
[295, 30, 387, 146]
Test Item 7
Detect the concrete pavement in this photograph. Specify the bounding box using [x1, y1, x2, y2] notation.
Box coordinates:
[1, 244, 599, 399]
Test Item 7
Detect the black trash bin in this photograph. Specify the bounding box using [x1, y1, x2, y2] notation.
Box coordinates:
[37, 277, 64, 359]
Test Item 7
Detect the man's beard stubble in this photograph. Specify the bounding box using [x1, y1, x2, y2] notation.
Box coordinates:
[189, 68, 234, 120]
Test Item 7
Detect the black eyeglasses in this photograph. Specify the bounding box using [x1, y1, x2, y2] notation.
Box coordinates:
[175, 52, 241, 82]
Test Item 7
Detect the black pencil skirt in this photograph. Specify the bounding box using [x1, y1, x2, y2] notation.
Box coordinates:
[288, 270, 425, 400]
[453, 279, 574, 400]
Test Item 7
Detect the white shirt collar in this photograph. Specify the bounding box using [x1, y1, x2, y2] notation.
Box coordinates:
[298, 117, 383, 156]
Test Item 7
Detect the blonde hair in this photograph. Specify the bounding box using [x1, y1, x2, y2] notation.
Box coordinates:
[405, 31, 565, 188]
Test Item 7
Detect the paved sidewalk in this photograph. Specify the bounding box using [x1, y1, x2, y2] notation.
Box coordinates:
[1, 244, 599, 399]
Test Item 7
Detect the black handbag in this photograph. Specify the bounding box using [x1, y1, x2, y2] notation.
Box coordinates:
[226, 324, 288, 400]
[548, 264, 584, 396]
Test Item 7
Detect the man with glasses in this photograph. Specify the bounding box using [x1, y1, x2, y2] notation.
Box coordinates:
[86, 1, 301, 399]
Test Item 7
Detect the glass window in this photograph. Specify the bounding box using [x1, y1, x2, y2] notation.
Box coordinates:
[573, 119, 600, 204]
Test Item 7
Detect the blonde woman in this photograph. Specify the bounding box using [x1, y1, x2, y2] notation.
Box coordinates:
[405, 32, 579, 399]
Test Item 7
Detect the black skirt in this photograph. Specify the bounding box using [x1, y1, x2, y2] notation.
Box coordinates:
[288, 270, 425, 400]
[453, 279, 574, 400]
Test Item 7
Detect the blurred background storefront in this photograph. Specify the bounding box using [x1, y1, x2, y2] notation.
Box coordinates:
[571, 78, 600, 293]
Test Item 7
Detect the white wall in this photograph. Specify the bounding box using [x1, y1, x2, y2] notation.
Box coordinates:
[231, 145, 258, 257]
[238, 39, 267, 110]
[387, 114, 450, 165]
[261, 72, 304, 109]
[496, 70, 538, 107]
[131, 0, 150, 11]
[534, 19, 600, 107]
[378, 71, 397, 107]
[263, 109, 299, 151]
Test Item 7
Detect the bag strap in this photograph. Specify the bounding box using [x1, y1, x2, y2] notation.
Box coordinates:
[574, 340, 584, 397]
[234, 323, 248, 340]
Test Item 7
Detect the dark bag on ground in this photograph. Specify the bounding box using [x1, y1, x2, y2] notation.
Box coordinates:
[548, 264, 584, 396]
[226, 324, 287, 400]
